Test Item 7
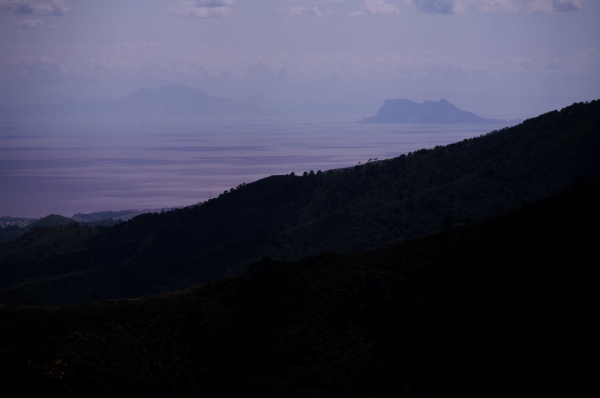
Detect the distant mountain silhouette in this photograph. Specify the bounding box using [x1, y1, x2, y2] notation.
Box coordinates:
[0, 85, 361, 120]
[359, 98, 498, 124]
[118, 85, 262, 118]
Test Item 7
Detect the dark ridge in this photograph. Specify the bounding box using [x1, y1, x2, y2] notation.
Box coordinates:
[1, 179, 596, 397]
[0, 100, 599, 305]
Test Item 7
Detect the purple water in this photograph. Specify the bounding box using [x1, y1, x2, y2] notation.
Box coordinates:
[0, 117, 509, 218]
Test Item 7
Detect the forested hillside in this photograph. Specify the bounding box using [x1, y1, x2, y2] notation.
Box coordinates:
[1, 179, 597, 397]
[0, 214, 121, 244]
[0, 100, 598, 305]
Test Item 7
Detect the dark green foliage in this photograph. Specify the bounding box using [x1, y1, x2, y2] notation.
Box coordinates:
[0, 215, 120, 244]
[0, 215, 74, 244]
[1, 100, 599, 305]
[1, 181, 597, 397]
[72, 209, 149, 222]
[27, 215, 75, 229]
[0, 224, 25, 244]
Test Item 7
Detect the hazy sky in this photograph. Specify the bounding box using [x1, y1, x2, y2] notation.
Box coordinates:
[1, 0, 599, 118]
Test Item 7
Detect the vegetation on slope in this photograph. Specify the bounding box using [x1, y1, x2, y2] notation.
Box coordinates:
[0, 214, 121, 244]
[0, 100, 598, 305]
[1, 179, 597, 397]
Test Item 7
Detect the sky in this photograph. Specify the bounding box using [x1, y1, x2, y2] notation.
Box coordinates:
[0, 0, 599, 118]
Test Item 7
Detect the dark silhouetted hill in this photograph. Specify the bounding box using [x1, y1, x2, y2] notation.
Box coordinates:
[0, 214, 122, 244]
[1, 179, 596, 397]
[0, 100, 598, 305]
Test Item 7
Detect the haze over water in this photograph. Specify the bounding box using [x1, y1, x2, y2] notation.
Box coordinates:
[0, 118, 509, 218]
[1, 1, 598, 219]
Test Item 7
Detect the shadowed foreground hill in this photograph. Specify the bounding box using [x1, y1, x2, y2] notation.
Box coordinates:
[0, 180, 597, 397]
[0, 100, 599, 305]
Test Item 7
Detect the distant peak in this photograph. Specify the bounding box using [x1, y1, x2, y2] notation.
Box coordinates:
[359, 97, 491, 124]
[129, 85, 202, 96]
[156, 84, 197, 93]
[385, 99, 453, 106]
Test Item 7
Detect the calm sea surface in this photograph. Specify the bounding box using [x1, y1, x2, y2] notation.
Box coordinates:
[0, 117, 510, 218]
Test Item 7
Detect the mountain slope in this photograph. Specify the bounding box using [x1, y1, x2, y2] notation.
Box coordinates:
[1, 180, 597, 397]
[360, 98, 497, 124]
[0, 100, 599, 305]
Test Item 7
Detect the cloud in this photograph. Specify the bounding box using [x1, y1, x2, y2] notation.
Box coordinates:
[551, 0, 583, 12]
[544, 48, 599, 75]
[349, 0, 399, 17]
[1, 41, 596, 91]
[277, 1, 352, 17]
[408, 0, 457, 14]
[527, 0, 584, 13]
[169, 0, 237, 18]
[0, 0, 70, 16]
[278, 6, 325, 17]
[17, 18, 44, 28]
[406, 0, 585, 14]
[5, 55, 66, 81]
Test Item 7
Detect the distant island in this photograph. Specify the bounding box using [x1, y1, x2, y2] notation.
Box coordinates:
[359, 98, 499, 124]
[0, 85, 361, 120]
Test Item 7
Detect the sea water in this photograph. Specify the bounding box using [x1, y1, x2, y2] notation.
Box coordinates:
[0, 117, 510, 218]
